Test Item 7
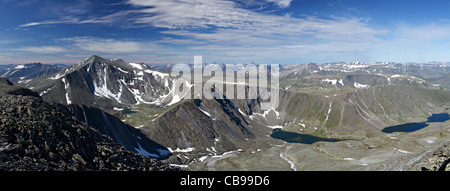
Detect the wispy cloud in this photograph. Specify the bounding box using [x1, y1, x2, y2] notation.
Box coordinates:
[19, 0, 385, 44]
[395, 23, 450, 42]
[62, 37, 146, 54]
[13, 0, 392, 64]
[19, 18, 78, 27]
[13, 46, 67, 54]
[126, 0, 386, 42]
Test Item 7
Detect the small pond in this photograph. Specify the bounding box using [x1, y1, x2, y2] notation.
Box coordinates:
[270, 128, 345, 144]
[382, 113, 450, 133]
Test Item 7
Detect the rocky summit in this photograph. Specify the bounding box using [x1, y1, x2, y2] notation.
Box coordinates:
[0, 78, 177, 171]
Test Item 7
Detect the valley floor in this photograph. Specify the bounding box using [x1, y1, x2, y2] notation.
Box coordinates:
[186, 117, 450, 171]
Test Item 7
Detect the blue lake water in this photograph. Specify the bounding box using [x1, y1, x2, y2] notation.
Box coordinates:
[270, 128, 344, 144]
[382, 113, 450, 133]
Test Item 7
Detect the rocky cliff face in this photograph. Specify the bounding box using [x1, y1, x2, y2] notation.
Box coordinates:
[0, 78, 177, 171]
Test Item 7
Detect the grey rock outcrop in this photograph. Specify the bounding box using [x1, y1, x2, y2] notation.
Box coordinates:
[0, 78, 39, 97]
[0, 81, 177, 171]
[406, 142, 450, 171]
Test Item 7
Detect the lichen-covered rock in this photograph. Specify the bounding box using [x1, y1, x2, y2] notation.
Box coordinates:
[0, 93, 178, 171]
[403, 142, 450, 171]
[419, 144, 449, 171]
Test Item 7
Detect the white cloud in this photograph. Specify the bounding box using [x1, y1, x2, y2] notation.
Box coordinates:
[395, 23, 450, 42]
[13, 46, 66, 54]
[14, 0, 395, 63]
[126, 0, 385, 42]
[265, 0, 292, 8]
[19, 0, 385, 46]
[63, 37, 145, 54]
[19, 20, 69, 28]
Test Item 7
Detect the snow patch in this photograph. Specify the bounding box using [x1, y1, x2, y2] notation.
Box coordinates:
[135, 142, 159, 158]
[354, 82, 368, 88]
[391, 74, 405, 78]
[298, 122, 306, 128]
[129, 62, 144, 70]
[168, 147, 196, 153]
[268, 125, 283, 129]
[49, 73, 64, 80]
[237, 108, 246, 116]
[280, 145, 296, 171]
[338, 78, 344, 86]
[61, 78, 71, 104]
[167, 80, 193, 106]
[145, 69, 169, 79]
[116, 67, 129, 74]
[113, 107, 124, 111]
[322, 78, 337, 85]
[198, 107, 217, 121]
[263, 108, 280, 119]
[394, 148, 412, 154]
[345, 64, 369, 68]
[169, 164, 189, 168]
[325, 102, 332, 122]
[39, 86, 56, 96]
[134, 125, 145, 129]
[93, 67, 123, 103]
[14, 65, 26, 69]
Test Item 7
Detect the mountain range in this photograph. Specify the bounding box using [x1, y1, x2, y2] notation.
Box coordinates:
[0, 63, 65, 83]
[1, 55, 449, 171]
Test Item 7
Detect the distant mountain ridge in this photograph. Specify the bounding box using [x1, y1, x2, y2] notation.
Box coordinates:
[0, 63, 65, 82]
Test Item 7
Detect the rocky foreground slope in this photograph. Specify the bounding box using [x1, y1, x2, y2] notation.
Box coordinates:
[0, 78, 177, 171]
[404, 141, 450, 171]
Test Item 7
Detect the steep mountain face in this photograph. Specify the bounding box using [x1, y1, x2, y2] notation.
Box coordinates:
[142, 98, 262, 156]
[0, 63, 65, 82]
[24, 55, 176, 109]
[58, 104, 171, 159]
[0, 79, 176, 171]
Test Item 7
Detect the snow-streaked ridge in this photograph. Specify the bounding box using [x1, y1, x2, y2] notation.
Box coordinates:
[61, 78, 71, 104]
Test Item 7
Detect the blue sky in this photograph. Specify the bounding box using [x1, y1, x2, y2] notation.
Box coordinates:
[1, 0, 450, 65]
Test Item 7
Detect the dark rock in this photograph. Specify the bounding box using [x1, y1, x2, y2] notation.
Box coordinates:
[0, 93, 178, 171]
[0, 78, 13, 86]
[0, 78, 40, 97]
